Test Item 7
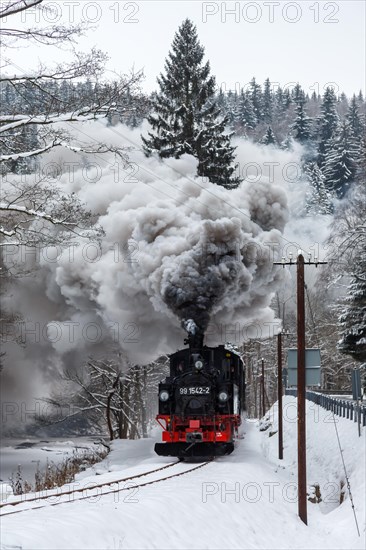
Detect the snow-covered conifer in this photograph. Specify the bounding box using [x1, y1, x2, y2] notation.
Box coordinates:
[236, 90, 257, 131]
[304, 162, 333, 214]
[338, 265, 366, 363]
[346, 95, 364, 139]
[292, 83, 305, 106]
[292, 102, 312, 143]
[142, 19, 240, 188]
[323, 121, 359, 198]
[249, 77, 263, 123]
[260, 126, 277, 146]
[262, 78, 273, 123]
[317, 87, 339, 166]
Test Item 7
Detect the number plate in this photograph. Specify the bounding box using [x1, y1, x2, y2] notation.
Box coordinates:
[179, 387, 210, 395]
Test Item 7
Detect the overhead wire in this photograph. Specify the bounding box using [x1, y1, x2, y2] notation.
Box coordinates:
[331, 410, 360, 537]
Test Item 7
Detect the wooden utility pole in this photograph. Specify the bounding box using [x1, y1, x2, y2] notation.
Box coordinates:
[297, 254, 307, 525]
[274, 252, 327, 526]
[261, 358, 265, 417]
[277, 332, 283, 460]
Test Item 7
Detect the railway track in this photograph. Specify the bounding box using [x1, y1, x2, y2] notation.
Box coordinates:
[0, 460, 210, 517]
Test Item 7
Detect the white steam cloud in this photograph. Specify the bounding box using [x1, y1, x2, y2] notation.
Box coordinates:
[28, 122, 295, 363]
[3, 121, 315, 411]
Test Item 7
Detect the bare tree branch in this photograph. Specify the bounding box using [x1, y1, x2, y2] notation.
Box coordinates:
[0, 3, 145, 252]
[0, 0, 43, 19]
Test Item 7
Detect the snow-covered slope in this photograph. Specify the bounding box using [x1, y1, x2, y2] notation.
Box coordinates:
[1, 396, 364, 550]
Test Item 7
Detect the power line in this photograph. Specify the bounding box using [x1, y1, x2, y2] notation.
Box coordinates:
[331, 411, 360, 537]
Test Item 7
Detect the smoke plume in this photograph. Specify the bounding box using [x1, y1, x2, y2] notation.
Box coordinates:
[3, 121, 309, 414]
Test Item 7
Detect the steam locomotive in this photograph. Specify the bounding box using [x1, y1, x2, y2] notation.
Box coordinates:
[155, 331, 245, 458]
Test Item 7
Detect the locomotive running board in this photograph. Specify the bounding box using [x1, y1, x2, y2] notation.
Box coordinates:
[155, 442, 234, 458]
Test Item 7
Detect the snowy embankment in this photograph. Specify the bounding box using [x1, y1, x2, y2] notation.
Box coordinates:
[1, 396, 365, 550]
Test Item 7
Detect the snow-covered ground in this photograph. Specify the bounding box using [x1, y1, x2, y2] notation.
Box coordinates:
[1, 396, 365, 550]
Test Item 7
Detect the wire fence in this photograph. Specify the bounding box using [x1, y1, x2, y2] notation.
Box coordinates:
[285, 389, 366, 427]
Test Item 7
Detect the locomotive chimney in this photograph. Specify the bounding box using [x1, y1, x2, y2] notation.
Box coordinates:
[183, 319, 204, 351]
[186, 329, 204, 351]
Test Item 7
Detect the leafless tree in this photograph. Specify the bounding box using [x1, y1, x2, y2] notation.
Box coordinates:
[0, 0, 144, 249]
[38, 355, 170, 440]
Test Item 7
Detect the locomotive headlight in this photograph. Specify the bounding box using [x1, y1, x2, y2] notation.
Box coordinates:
[218, 391, 229, 402]
[195, 360, 203, 370]
[159, 390, 169, 402]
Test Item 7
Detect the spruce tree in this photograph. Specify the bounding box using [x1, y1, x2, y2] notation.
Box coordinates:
[347, 95, 364, 139]
[338, 266, 366, 363]
[292, 83, 305, 106]
[226, 90, 238, 128]
[262, 78, 273, 123]
[249, 77, 263, 123]
[60, 80, 73, 105]
[317, 87, 339, 167]
[282, 88, 292, 110]
[142, 19, 240, 188]
[304, 162, 333, 214]
[292, 102, 312, 143]
[323, 121, 359, 198]
[236, 90, 257, 131]
[275, 86, 286, 114]
[261, 126, 277, 146]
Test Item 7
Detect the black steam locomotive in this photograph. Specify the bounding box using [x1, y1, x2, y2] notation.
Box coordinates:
[155, 331, 245, 458]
